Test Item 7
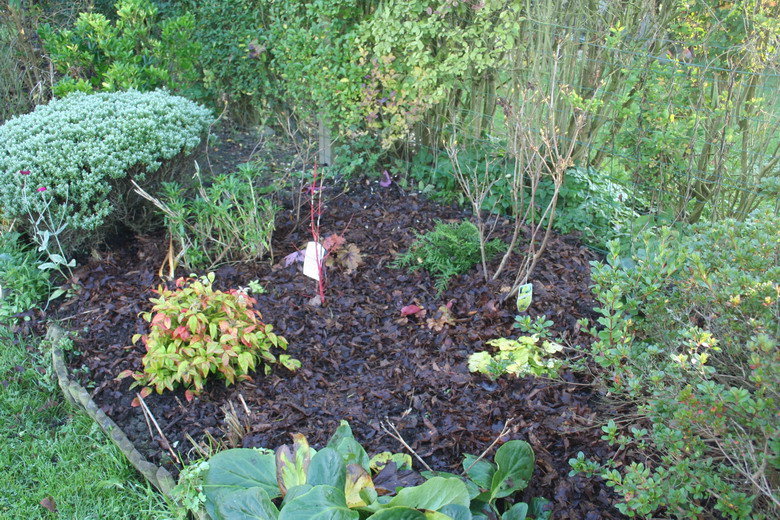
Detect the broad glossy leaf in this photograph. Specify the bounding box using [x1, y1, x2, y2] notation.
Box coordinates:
[215, 487, 279, 520]
[462, 455, 496, 490]
[421, 471, 481, 501]
[327, 421, 370, 470]
[308, 448, 346, 489]
[281, 485, 312, 507]
[387, 477, 470, 511]
[367, 507, 425, 520]
[489, 441, 535, 501]
[501, 502, 528, 520]
[438, 504, 472, 520]
[345, 463, 376, 508]
[424, 512, 455, 520]
[528, 497, 552, 520]
[204, 449, 279, 519]
[277, 485, 358, 520]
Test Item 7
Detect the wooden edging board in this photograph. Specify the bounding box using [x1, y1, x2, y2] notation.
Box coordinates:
[47, 324, 176, 497]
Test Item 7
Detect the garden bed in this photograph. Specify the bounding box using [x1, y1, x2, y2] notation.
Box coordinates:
[52, 172, 622, 519]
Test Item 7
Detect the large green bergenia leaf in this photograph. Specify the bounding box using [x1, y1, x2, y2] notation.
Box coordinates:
[281, 485, 312, 507]
[421, 471, 481, 501]
[308, 447, 347, 489]
[204, 449, 279, 518]
[528, 497, 552, 519]
[278, 485, 358, 520]
[367, 507, 426, 519]
[489, 441, 534, 501]
[215, 487, 279, 520]
[424, 512, 457, 520]
[386, 477, 470, 511]
[501, 502, 528, 520]
[438, 504, 472, 520]
[462, 455, 496, 490]
[327, 421, 370, 470]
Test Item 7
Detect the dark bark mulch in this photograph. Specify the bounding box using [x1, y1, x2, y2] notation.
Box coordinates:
[49, 177, 621, 519]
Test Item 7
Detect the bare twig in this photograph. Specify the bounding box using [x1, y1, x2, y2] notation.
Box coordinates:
[380, 418, 434, 473]
[238, 393, 251, 416]
[136, 392, 181, 464]
[463, 418, 514, 475]
[185, 432, 210, 460]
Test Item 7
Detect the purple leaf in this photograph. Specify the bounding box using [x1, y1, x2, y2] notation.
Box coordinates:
[380, 170, 392, 188]
[284, 250, 306, 267]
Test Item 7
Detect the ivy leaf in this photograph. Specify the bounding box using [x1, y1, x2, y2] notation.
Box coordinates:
[369, 452, 413, 472]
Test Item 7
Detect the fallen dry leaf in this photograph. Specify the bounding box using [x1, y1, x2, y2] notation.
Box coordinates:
[426, 304, 456, 331]
[40, 496, 57, 513]
[338, 244, 364, 274]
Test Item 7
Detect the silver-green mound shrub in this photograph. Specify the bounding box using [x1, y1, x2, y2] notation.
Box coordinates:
[0, 90, 212, 249]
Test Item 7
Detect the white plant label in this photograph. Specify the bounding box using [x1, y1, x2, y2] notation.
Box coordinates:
[516, 283, 533, 313]
[302, 241, 326, 281]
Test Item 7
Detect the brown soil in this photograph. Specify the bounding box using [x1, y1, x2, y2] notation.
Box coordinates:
[36, 131, 624, 519]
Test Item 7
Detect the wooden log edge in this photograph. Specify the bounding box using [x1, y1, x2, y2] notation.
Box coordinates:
[47, 324, 176, 498]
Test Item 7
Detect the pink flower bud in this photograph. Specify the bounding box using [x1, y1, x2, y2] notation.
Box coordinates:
[37, 187, 47, 192]
[20, 170, 30, 175]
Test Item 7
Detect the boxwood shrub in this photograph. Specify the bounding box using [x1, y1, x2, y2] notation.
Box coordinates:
[0, 89, 212, 251]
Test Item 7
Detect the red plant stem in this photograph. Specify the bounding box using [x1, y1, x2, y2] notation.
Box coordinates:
[310, 162, 326, 304]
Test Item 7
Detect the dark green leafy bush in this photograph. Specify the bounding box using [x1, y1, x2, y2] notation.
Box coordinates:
[189, 421, 550, 519]
[40, 0, 203, 98]
[393, 220, 505, 295]
[179, 0, 270, 120]
[570, 209, 780, 518]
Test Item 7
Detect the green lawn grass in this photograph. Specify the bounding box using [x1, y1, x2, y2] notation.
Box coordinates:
[0, 327, 173, 519]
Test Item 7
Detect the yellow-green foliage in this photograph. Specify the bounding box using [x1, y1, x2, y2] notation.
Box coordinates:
[119, 273, 298, 402]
